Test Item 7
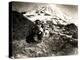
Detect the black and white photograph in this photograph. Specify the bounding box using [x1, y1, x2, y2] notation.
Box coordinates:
[9, 1, 78, 59]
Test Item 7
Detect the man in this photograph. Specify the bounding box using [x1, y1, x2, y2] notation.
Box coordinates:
[34, 20, 44, 40]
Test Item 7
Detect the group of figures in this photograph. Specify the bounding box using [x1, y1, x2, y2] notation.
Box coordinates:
[26, 19, 50, 43]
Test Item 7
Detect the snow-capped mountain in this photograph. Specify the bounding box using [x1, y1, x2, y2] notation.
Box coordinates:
[23, 6, 72, 25]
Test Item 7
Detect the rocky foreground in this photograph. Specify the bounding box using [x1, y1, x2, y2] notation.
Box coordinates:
[12, 23, 78, 58]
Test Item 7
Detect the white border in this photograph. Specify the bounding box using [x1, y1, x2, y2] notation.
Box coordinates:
[0, 0, 80, 60]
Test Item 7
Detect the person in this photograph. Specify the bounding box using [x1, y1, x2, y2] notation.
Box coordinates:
[34, 20, 44, 40]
